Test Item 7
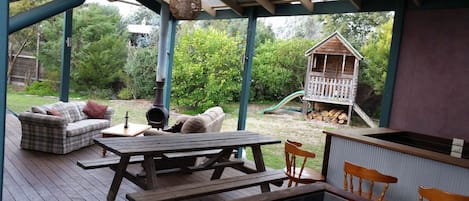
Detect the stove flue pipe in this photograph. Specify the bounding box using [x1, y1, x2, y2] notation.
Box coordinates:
[146, 3, 170, 130]
[156, 2, 169, 82]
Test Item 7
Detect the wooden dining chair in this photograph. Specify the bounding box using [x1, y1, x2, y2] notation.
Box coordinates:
[418, 186, 469, 201]
[284, 139, 325, 187]
[343, 160, 398, 201]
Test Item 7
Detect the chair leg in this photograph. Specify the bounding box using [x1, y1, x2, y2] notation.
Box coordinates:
[288, 179, 293, 187]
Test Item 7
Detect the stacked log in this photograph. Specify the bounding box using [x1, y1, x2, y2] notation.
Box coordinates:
[306, 108, 348, 124]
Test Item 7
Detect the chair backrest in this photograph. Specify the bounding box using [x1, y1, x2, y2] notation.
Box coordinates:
[418, 186, 469, 201]
[284, 140, 315, 180]
[343, 161, 398, 201]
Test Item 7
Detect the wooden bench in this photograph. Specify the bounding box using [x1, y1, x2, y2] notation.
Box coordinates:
[126, 170, 287, 201]
[77, 149, 242, 174]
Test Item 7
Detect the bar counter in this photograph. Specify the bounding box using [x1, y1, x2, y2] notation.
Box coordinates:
[322, 128, 469, 201]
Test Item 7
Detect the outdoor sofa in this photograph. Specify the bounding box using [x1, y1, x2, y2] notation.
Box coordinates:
[19, 101, 113, 154]
[144, 106, 225, 135]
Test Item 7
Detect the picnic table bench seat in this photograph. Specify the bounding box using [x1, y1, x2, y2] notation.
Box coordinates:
[125, 170, 287, 201]
[77, 149, 234, 170]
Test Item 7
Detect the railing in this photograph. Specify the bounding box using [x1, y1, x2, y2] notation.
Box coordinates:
[304, 76, 355, 105]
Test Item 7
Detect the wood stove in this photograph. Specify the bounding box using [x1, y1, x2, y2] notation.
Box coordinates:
[146, 80, 169, 130]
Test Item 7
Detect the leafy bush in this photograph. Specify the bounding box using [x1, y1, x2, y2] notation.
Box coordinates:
[172, 28, 243, 112]
[252, 39, 314, 101]
[123, 47, 158, 99]
[117, 87, 134, 100]
[360, 19, 393, 94]
[25, 81, 58, 96]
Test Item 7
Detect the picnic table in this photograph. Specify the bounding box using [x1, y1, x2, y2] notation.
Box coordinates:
[92, 131, 281, 201]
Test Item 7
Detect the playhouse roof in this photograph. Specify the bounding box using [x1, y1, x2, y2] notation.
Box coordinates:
[304, 31, 363, 59]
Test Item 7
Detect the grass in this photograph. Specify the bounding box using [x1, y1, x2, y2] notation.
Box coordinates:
[7, 89, 330, 172]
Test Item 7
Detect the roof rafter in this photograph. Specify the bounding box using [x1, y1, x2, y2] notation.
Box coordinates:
[201, 0, 216, 16]
[299, 0, 314, 12]
[255, 0, 275, 14]
[220, 0, 244, 16]
[350, 0, 361, 10]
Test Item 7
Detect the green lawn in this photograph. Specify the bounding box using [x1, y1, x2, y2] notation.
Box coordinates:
[7, 89, 327, 172]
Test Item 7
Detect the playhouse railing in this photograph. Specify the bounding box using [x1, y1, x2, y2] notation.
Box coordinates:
[304, 76, 355, 105]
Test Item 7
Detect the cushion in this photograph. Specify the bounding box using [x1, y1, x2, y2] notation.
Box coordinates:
[181, 115, 208, 134]
[65, 103, 82, 122]
[51, 102, 73, 123]
[31, 106, 47, 114]
[82, 100, 108, 119]
[46, 109, 62, 117]
[176, 114, 192, 124]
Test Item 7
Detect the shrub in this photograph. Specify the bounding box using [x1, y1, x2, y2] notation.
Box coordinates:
[123, 47, 158, 99]
[172, 28, 243, 112]
[25, 81, 58, 96]
[252, 39, 314, 101]
[117, 87, 134, 100]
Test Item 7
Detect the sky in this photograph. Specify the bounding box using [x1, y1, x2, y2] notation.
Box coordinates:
[85, 0, 140, 17]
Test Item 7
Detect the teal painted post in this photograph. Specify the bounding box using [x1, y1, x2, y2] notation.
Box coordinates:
[60, 10, 73, 102]
[0, 0, 9, 196]
[379, 0, 406, 127]
[237, 9, 257, 158]
[163, 17, 177, 113]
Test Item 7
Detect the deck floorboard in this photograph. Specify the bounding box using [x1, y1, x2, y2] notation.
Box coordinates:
[3, 114, 286, 201]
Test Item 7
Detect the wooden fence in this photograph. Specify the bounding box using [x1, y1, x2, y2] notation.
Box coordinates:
[9, 54, 46, 85]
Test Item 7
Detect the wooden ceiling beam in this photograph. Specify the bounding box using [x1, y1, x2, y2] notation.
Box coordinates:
[201, 0, 216, 17]
[220, 0, 244, 16]
[350, 0, 361, 10]
[255, 0, 275, 14]
[299, 0, 314, 12]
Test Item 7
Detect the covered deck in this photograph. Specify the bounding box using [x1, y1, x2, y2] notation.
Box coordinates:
[2, 113, 285, 201]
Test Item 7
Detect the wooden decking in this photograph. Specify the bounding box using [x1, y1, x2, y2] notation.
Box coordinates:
[2, 114, 285, 201]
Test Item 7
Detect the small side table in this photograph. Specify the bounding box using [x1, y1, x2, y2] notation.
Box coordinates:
[100, 123, 151, 156]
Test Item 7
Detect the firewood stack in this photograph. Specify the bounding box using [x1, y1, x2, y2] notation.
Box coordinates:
[306, 108, 348, 124]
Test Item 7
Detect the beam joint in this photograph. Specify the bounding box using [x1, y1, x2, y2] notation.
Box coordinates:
[255, 0, 275, 14]
[350, 0, 361, 10]
[9, 0, 84, 34]
[201, 0, 217, 17]
[299, 0, 314, 12]
[220, 0, 244, 16]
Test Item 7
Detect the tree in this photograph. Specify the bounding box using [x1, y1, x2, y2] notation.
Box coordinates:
[39, 3, 127, 96]
[265, 16, 322, 40]
[8, 0, 47, 84]
[172, 28, 243, 111]
[360, 19, 393, 94]
[319, 12, 392, 48]
[123, 47, 158, 99]
[252, 38, 314, 100]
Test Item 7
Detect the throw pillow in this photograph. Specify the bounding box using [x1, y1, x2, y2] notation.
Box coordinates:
[46, 109, 62, 117]
[82, 100, 108, 119]
[181, 115, 207, 134]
